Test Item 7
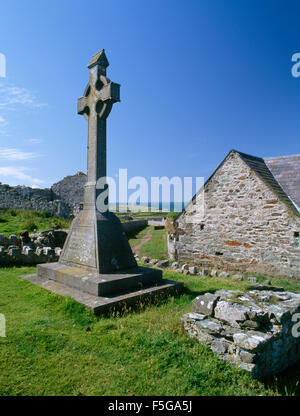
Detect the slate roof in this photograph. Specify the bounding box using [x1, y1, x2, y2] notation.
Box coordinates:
[233, 151, 299, 214]
[264, 154, 300, 210]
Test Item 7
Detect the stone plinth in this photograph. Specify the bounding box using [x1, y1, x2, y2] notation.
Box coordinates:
[22, 264, 183, 314]
[180, 287, 300, 379]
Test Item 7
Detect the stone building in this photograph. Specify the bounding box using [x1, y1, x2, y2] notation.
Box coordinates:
[168, 150, 300, 278]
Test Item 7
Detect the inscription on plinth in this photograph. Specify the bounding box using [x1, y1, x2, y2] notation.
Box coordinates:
[61, 226, 97, 269]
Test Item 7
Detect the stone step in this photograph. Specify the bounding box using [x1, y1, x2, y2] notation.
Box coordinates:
[37, 263, 163, 297]
[20, 272, 183, 315]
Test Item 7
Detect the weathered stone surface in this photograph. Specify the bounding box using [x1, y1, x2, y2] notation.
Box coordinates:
[141, 256, 150, 263]
[218, 271, 229, 278]
[181, 264, 189, 272]
[51, 172, 87, 214]
[181, 288, 300, 379]
[189, 266, 197, 275]
[156, 259, 169, 268]
[193, 293, 220, 316]
[232, 274, 243, 281]
[214, 301, 250, 327]
[0, 183, 70, 218]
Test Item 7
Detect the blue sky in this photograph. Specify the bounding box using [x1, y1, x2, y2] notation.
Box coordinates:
[0, 0, 300, 189]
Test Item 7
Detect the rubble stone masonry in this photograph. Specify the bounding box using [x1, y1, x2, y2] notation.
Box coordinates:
[169, 152, 300, 278]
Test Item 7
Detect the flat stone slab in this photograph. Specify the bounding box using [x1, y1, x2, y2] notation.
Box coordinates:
[21, 273, 183, 315]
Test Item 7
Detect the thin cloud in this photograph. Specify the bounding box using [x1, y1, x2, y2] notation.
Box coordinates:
[27, 138, 43, 144]
[0, 147, 40, 161]
[0, 115, 8, 132]
[0, 166, 44, 185]
[0, 83, 47, 109]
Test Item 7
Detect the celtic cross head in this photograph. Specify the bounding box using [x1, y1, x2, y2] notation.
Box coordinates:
[77, 50, 120, 121]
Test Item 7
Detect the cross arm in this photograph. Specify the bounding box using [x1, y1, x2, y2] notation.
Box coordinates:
[99, 82, 120, 103]
[77, 96, 89, 115]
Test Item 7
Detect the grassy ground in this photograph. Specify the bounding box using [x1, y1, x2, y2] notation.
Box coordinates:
[0, 208, 167, 236]
[139, 227, 169, 260]
[0, 266, 300, 396]
[1, 210, 299, 395]
[128, 226, 169, 260]
[0, 209, 71, 236]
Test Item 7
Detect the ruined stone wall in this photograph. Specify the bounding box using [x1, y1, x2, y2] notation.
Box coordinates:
[170, 152, 300, 278]
[51, 172, 86, 213]
[0, 183, 70, 218]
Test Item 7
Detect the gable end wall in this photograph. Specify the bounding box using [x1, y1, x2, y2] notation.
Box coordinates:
[171, 152, 300, 278]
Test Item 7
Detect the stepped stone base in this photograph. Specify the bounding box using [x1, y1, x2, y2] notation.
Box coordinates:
[21, 262, 183, 314]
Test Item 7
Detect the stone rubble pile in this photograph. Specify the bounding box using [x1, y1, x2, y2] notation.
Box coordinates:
[180, 288, 300, 379]
[0, 230, 67, 266]
[140, 257, 264, 282]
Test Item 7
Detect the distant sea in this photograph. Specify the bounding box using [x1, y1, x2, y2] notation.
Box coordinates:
[109, 201, 185, 212]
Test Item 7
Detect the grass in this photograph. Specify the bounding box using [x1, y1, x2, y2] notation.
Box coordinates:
[139, 227, 169, 260]
[0, 266, 300, 396]
[0, 208, 166, 237]
[127, 226, 169, 260]
[0, 209, 72, 236]
[0, 209, 300, 395]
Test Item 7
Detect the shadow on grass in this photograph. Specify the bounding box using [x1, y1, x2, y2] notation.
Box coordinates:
[181, 286, 219, 300]
[126, 225, 148, 240]
[262, 361, 300, 395]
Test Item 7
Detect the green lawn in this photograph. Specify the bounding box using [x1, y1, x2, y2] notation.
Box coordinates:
[139, 227, 169, 260]
[128, 226, 169, 260]
[0, 209, 71, 236]
[0, 266, 300, 396]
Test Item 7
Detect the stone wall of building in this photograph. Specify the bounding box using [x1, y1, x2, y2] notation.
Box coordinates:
[0, 183, 70, 218]
[169, 152, 300, 278]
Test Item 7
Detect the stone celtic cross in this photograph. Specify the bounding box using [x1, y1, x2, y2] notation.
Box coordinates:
[77, 49, 120, 208]
[27, 49, 182, 311]
[59, 49, 137, 273]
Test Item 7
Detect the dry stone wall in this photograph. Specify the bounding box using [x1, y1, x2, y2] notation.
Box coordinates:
[51, 172, 86, 214]
[0, 183, 70, 218]
[0, 230, 67, 266]
[169, 152, 300, 278]
[0, 171, 88, 218]
[181, 288, 300, 379]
